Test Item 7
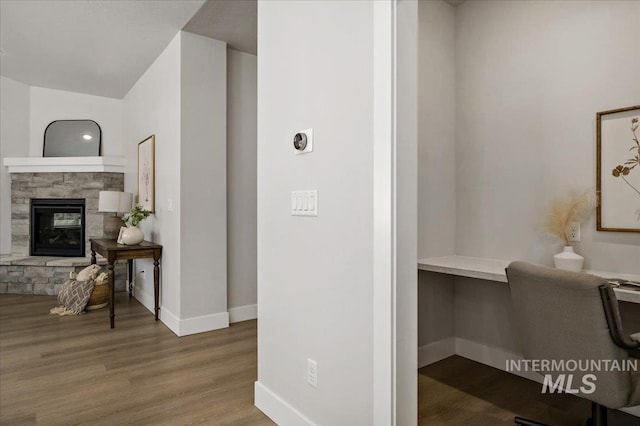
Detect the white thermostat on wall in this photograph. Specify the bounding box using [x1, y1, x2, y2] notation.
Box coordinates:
[293, 129, 313, 154]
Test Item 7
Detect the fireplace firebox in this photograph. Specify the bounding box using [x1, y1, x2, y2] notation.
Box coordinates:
[30, 199, 85, 257]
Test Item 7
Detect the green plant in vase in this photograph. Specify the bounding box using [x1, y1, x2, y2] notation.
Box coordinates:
[123, 204, 152, 227]
[121, 204, 152, 245]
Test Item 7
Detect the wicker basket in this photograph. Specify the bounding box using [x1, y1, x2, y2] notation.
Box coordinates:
[86, 283, 109, 311]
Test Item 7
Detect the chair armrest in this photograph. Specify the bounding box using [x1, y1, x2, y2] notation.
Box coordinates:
[599, 285, 640, 350]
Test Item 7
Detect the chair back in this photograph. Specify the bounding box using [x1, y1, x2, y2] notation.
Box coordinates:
[506, 261, 634, 408]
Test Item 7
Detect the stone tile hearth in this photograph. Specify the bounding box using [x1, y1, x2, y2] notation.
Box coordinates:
[0, 254, 126, 295]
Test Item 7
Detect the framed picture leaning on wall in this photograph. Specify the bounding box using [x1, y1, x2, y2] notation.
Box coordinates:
[117, 227, 126, 245]
[596, 105, 640, 232]
[137, 135, 155, 213]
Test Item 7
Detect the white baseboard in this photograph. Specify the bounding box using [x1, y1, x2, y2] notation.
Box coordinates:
[229, 304, 257, 323]
[134, 285, 180, 336]
[254, 381, 315, 426]
[134, 285, 155, 314]
[418, 337, 455, 368]
[135, 286, 182, 336]
[160, 307, 181, 336]
[179, 311, 229, 336]
[418, 336, 540, 381]
[134, 283, 229, 337]
[159, 309, 230, 337]
[454, 337, 541, 383]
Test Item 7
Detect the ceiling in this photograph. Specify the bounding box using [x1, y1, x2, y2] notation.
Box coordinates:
[183, 0, 257, 55]
[0, 0, 206, 99]
[1, 0, 455, 98]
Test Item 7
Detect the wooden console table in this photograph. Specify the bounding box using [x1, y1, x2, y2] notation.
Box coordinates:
[90, 239, 163, 328]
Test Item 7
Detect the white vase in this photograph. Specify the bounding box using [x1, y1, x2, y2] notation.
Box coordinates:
[122, 226, 144, 245]
[553, 246, 584, 272]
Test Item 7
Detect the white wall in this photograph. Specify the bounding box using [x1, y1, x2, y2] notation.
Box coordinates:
[180, 32, 228, 324]
[455, 0, 640, 272]
[0, 76, 30, 254]
[256, 1, 375, 424]
[449, 0, 640, 377]
[418, 0, 456, 260]
[395, 1, 418, 423]
[227, 49, 257, 314]
[123, 32, 183, 322]
[417, 0, 457, 351]
[1, 80, 123, 254]
[4, 28, 242, 334]
[123, 31, 231, 336]
[29, 86, 123, 157]
[417, 0, 640, 369]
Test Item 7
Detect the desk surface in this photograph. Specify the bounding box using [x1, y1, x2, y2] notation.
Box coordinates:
[418, 255, 640, 304]
[90, 239, 162, 251]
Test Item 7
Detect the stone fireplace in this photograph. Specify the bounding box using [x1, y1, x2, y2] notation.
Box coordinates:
[1, 157, 127, 294]
[11, 172, 123, 256]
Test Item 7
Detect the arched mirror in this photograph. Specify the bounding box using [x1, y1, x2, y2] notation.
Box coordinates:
[43, 120, 102, 157]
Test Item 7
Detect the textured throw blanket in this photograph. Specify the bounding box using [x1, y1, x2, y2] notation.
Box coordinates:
[50, 278, 96, 316]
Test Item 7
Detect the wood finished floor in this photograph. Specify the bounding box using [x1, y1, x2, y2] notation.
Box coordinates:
[3, 294, 639, 425]
[419, 356, 639, 426]
[0, 293, 273, 426]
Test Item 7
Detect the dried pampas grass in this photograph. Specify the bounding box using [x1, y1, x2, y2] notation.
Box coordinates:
[541, 190, 598, 246]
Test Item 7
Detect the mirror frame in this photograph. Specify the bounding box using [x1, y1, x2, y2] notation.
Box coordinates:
[43, 119, 102, 157]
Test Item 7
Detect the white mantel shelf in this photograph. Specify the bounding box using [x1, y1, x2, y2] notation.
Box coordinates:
[418, 255, 640, 304]
[3, 156, 126, 174]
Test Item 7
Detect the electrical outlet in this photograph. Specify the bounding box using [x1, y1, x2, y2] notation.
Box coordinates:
[307, 358, 318, 389]
[568, 222, 581, 242]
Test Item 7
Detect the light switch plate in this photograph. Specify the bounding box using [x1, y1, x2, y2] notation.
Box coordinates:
[307, 358, 318, 388]
[291, 190, 318, 216]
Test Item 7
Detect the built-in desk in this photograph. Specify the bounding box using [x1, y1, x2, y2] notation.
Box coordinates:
[417, 255, 640, 417]
[418, 255, 640, 304]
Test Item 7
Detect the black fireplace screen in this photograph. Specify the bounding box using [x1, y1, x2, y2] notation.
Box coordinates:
[30, 199, 85, 257]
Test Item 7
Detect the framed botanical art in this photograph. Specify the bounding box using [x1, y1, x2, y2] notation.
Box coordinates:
[596, 105, 640, 232]
[138, 135, 155, 213]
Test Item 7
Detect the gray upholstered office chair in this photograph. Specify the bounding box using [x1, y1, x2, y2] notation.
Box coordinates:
[506, 261, 640, 426]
